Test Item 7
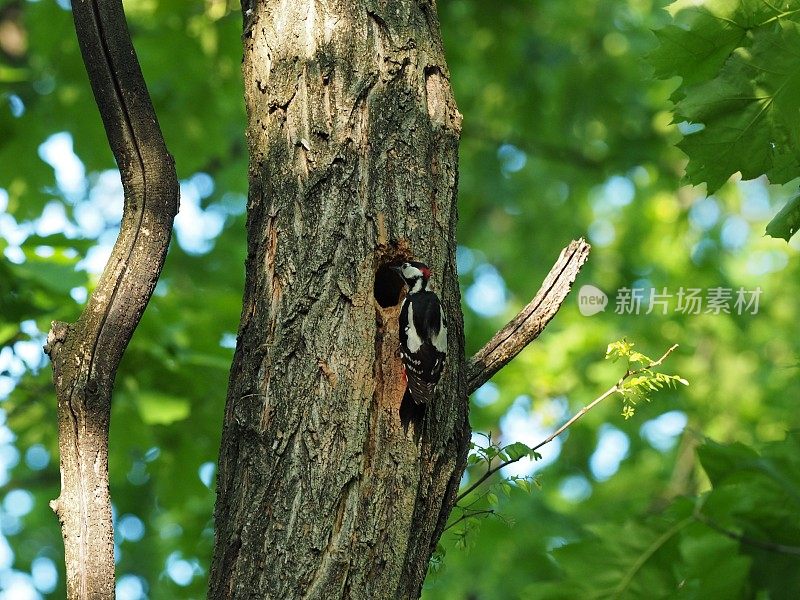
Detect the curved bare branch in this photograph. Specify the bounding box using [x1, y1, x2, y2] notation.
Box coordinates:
[44, 1, 178, 596]
[466, 239, 591, 394]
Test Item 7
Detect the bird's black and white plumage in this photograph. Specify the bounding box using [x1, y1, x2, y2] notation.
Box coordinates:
[392, 261, 448, 405]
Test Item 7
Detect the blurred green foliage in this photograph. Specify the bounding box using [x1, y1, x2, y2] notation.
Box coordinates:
[0, 0, 799, 598]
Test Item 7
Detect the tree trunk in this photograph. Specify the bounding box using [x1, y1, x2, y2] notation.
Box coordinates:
[209, 0, 467, 597]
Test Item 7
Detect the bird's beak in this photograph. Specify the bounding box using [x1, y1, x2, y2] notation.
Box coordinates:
[389, 265, 402, 274]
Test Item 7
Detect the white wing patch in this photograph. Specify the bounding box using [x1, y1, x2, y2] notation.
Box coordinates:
[431, 306, 448, 352]
[405, 302, 423, 353]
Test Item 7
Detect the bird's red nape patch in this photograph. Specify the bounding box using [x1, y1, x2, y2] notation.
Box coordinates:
[421, 266, 431, 279]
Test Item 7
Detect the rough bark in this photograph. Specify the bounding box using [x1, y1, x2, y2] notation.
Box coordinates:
[44, 1, 178, 597]
[209, 0, 466, 598]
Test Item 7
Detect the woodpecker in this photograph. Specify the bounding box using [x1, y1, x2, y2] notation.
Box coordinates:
[391, 261, 448, 405]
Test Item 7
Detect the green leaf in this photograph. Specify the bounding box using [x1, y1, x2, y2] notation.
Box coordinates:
[649, 0, 751, 88]
[467, 454, 482, 466]
[551, 519, 690, 598]
[483, 445, 500, 460]
[765, 193, 800, 241]
[651, 1, 800, 198]
[674, 21, 800, 192]
[676, 523, 751, 598]
[697, 439, 760, 486]
[606, 339, 635, 361]
[136, 392, 191, 425]
[504, 441, 532, 461]
[628, 351, 651, 365]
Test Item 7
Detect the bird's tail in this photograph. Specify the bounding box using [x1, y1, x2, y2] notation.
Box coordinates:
[400, 388, 426, 437]
[400, 373, 437, 439]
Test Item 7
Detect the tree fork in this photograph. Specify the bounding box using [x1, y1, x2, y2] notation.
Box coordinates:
[44, 1, 178, 597]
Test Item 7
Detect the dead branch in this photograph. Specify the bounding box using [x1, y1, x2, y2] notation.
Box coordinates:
[466, 239, 591, 394]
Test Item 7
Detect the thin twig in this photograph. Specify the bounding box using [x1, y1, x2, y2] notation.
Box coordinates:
[444, 509, 496, 532]
[457, 344, 680, 503]
[530, 344, 679, 453]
